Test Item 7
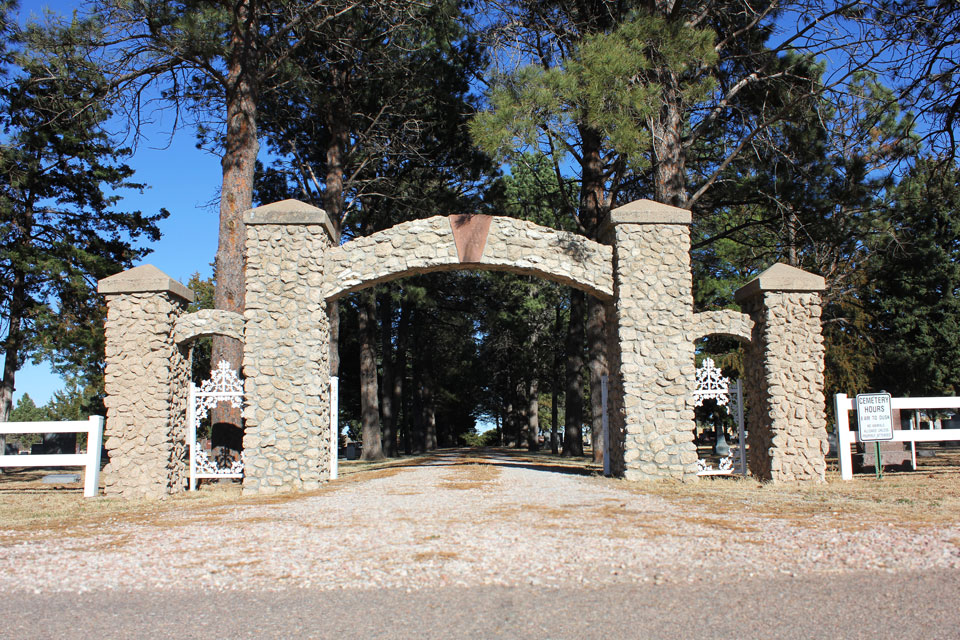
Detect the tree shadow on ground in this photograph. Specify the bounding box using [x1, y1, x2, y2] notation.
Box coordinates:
[340, 447, 600, 478]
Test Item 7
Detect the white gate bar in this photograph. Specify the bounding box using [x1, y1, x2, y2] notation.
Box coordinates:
[888, 429, 960, 442]
[734, 379, 747, 476]
[835, 394, 960, 480]
[0, 453, 88, 467]
[330, 376, 339, 480]
[189, 382, 197, 491]
[0, 416, 104, 497]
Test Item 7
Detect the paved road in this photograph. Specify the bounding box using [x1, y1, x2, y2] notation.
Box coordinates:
[2, 570, 959, 639]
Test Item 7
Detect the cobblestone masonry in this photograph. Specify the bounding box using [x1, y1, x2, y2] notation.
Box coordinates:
[241, 201, 335, 495]
[690, 309, 754, 343]
[98, 266, 193, 498]
[98, 199, 831, 496]
[173, 309, 244, 344]
[322, 215, 613, 301]
[736, 265, 829, 482]
[606, 202, 700, 481]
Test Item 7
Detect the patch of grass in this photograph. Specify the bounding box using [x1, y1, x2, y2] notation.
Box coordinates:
[412, 550, 458, 562]
[0, 455, 433, 536]
[612, 452, 960, 530]
[440, 463, 500, 490]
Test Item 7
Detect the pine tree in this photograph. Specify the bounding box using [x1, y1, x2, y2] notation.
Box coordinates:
[867, 160, 960, 396]
[0, 15, 165, 424]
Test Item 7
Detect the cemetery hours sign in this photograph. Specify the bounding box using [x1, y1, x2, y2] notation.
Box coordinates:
[856, 393, 894, 442]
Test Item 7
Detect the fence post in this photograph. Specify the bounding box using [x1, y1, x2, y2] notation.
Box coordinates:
[330, 376, 339, 481]
[84, 416, 104, 498]
[834, 393, 854, 480]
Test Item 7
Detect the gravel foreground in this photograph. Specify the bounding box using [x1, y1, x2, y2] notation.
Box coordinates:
[1, 449, 958, 596]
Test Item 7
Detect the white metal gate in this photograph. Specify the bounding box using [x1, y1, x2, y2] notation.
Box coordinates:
[189, 360, 244, 490]
[693, 358, 747, 476]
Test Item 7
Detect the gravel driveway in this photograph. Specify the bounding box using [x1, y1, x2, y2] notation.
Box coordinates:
[2, 449, 958, 595]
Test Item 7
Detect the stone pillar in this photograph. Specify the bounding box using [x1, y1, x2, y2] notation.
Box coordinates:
[242, 200, 337, 495]
[98, 265, 194, 498]
[735, 263, 829, 482]
[607, 200, 699, 481]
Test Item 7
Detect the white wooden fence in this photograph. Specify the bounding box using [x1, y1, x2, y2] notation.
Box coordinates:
[0, 416, 104, 497]
[834, 394, 960, 480]
[330, 376, 339, 480]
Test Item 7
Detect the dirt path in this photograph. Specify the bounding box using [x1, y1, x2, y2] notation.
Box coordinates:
[1, 449, 957, 595]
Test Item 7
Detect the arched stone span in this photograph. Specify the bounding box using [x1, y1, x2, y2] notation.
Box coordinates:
[173, 309, 245, 345]
[321, 215, 614, 302]
[689, 309, 754, 344]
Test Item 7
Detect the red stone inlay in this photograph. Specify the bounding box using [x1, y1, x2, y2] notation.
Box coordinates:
[449, 214, 493, 263]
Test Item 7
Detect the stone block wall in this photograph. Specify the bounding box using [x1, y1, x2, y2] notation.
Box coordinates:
[242, 203, 335, 495]
[98, 265, 193, 498]
[607, 202, 699, 481]
[736, 265, 829, 482]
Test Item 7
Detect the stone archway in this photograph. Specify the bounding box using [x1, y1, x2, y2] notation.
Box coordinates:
[98, 199, 830, 498]
[321, 214, 614, 302]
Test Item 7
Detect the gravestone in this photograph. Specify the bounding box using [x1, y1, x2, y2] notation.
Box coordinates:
[42, 433, 77, 455]
[42, 473, 81, 484]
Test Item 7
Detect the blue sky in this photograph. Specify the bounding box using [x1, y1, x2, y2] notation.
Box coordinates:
[14, 1, 224, 405]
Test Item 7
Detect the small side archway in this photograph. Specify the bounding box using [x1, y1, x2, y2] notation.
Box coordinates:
[173, 309, 245, 344]
[689, 309, 754, 344]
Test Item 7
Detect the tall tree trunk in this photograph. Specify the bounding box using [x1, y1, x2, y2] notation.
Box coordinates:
[410, 316, 425, 453]
[358, 288, 383, 461]
[323, 72, 350, 380]
[210, 0, 260, 453]
[422, 369, 437, 451]
[526, 376, 540, 451]
[652, 88, 687, 207]
[576, 124, 609, 460]
[503, 398, 515, 448]
[587, 297, 608, 463]
[394, 296, 410, 455]
[563, 290, 585, 457]
[785, 208, 799, 266]
[378, 289, 397, 456]
[514, 381, 525, 449]
[0, 268, 27, 465]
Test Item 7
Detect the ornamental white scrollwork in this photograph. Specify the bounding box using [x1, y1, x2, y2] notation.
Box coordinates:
[195, 448, 245, 475]
[692, 358, 730, 408]
[189, 360, 245, 485]
[697, 452, 735, 475]
[195, 360, 244, 422]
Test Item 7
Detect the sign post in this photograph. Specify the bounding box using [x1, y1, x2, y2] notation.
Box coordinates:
[855, 393, 894, 479]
